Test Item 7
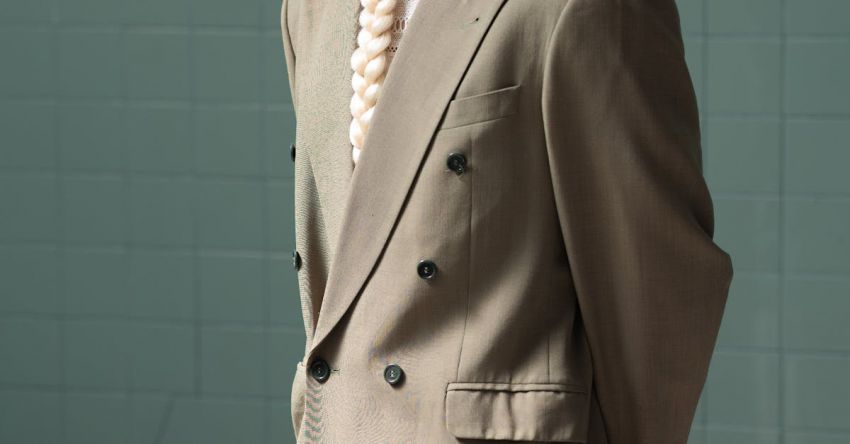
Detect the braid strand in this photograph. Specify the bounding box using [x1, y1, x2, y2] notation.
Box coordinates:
[349, 0, 398, 165]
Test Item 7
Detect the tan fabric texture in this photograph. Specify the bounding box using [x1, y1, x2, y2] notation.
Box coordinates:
[279, 0, 734, 443]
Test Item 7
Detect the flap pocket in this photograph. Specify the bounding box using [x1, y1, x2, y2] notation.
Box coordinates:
[439, 83, 521, 130]
[445, 381, 589, 442]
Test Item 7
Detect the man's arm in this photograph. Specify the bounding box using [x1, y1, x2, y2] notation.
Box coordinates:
[541, 0, 733, 442]
[280, 0, 297, 112]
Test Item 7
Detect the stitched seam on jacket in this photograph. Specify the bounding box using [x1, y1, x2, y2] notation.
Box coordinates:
[455, 129, 474, 383]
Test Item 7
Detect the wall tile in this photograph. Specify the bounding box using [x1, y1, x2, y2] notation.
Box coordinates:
[0, 0, 52, 23]
[65, 321, 131, 389]
[785, 0, 850, 35]
[196, 180, 264, 249]
[126, 31, 191, 100]
[129, 178, 194, 246]
[190, 0, 261, 27]
[786, 119, 850, 194]
[785, 40, 850, 114]
[126, 105, 193, 173]
[785, 200, 850, 274]
[194, 108, 262, 176]
[0, 174, 59, 241]
[199, 255, 264, 323]
[0, 391, 62, 444]
[159, 398, 265, 444]
[131, 395, 171, 444]
[785, 355, 850, 429]
[193, 33, 261, 101]
[708, 39, 781, 114]
[706, 118, 781, 193]
[130, 324, 195, 391]
[786, 432, 850, 444]
[58, 0, 127, 23]
[0, 319, 61, 385]
[269, 401, 296, 444]
[0, 104, 56, 168]
[706, 429, 780, 444]
[62, 176, 126, 243]
[129, 250, 195, 320]
[125, 0, 189, 25]
[0, 30, 54, 96]
[708, 0, 781, 34]
[0, 246, 59, 313]
[201, 327, 264, 396]
[59, 31, 123, 98]
[784, 277, 850, 351]
[65, 249, 129, 316]
[59, 104, 125, 170]
[65, 394, 131, 444]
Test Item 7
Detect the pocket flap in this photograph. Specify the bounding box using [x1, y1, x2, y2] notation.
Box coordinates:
[440, 83, 521, 130]
[445, 381, 589, 442]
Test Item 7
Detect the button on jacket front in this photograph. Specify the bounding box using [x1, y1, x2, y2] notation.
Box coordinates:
[281, 0, 734, 443]
[446, 152, 467, 175]
[416, 259, 437, 280]
[309, 358, 330, 383]
[383, 364, 404, 386]
[291, 250, 301, 271]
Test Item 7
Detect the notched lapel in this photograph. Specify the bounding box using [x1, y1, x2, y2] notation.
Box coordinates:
[308, 0, 509, 358]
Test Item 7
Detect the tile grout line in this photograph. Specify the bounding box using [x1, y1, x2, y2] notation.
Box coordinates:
[258, 1, 273, 442]
[777, 0, 788, 442]
[186, 0, 204, 402]
[118, 2, 135, 437]
[49, 0, 66, 440]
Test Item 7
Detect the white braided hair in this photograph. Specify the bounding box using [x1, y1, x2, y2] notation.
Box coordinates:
[349, 0, 398, 165]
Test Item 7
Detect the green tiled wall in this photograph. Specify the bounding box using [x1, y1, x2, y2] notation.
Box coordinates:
[0, 0, 847, 443]
[682, 0, 850, 442]
[0, 0, 302, 442]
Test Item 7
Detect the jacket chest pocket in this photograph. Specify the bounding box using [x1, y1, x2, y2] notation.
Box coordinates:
[438, 83, 522, 131]
[444, 381, 590, 442]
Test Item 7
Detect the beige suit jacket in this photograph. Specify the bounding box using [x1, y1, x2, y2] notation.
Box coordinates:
[280, 0, 734, 442]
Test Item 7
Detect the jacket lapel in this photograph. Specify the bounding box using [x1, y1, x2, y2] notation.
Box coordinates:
[308, 0, 508, 359]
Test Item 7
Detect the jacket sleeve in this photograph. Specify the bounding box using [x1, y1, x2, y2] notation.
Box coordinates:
[280, 0, 298, 112]
[541, 1, 733, 442]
